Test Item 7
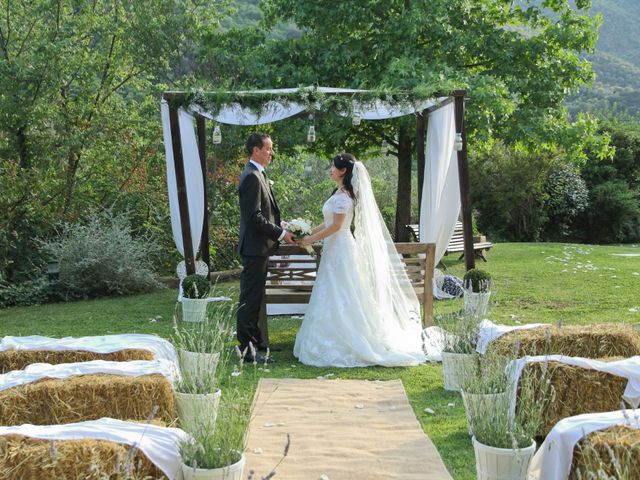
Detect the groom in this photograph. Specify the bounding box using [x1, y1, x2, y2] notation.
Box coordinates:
[237, 133, 295, 362]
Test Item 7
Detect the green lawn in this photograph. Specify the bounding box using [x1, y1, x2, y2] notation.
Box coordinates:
[1, 242, 639, 479]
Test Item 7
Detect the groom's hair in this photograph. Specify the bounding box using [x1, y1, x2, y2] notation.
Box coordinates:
[245, 133, 271, 156]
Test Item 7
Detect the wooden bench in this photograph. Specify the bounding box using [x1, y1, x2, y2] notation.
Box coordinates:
[258, 242, 435, 347]
[406, 221, 493, 262]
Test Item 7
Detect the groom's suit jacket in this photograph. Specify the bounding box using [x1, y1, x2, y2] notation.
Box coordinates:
[238, 162, 282, 257]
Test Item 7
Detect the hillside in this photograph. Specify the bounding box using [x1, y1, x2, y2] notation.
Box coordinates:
[569, 0, 640, 115]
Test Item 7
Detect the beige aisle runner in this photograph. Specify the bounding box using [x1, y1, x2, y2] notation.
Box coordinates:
[245, 378, 452, 480]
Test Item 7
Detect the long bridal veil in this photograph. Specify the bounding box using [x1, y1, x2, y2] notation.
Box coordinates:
[352, 162, 425, 353]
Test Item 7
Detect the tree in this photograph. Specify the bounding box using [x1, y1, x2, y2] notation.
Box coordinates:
[198, 0, 609, 239]
[572, 115, 640, 243]
[0, 1, 220, 281]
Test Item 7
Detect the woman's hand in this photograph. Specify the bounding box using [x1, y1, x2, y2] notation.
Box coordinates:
[297, 236, 311, 246]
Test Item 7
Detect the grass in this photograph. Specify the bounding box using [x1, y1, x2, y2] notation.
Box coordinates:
[1, 242, 639, 479]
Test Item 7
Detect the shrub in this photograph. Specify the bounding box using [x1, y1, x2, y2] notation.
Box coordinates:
[42, 211, 162, 298]
[0, 275, 52, 308]
[542, 163, 589, 239]
[463, 269, 492, 293]
[574, 180, 640, 243]
[182, 274, 210, 299]
[469, 141, 553, 241]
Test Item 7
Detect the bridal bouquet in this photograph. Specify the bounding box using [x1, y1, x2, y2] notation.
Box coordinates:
[283, 218, 315, 256]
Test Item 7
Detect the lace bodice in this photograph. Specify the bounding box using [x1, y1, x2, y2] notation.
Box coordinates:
[322, 190, 354, 235]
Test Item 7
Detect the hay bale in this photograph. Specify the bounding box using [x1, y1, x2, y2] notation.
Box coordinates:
[0, 348, 155, 373]
[0, 434, 166, 479]
[569, 425, 640, 480]
[524, 360, 628, 437]
[489, 324, 640, 358]
[0, 374, 176, 426]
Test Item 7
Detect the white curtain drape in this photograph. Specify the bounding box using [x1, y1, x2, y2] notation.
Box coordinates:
[419, 102, 461, 265]
[210, 101, 306, 125]
[161, 101, 204, 258]
[189, 88, 446, 125]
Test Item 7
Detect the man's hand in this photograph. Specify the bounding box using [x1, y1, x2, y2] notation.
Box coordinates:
[283, 231, 296, 244]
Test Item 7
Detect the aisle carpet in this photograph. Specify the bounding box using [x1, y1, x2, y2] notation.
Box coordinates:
[245, 378, 452, 480]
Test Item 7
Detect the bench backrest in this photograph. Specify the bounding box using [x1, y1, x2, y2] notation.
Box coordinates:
[406, 222, 466, 250]
[445, 221, 465, 252]
[266, 242, 434, 326]
[266, 245, 321, 292]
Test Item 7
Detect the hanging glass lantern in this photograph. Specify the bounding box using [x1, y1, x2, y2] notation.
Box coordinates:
[454, 132, 463, 151]
[307, 125, 316, 142]
[352, 115, 362, 126]
[212, 125, 222, 144]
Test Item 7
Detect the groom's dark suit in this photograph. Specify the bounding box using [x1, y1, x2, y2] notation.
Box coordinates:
[237, 161, 283, 350]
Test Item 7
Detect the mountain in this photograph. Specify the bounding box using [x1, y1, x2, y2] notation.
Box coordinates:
[569, 0, 640, 115]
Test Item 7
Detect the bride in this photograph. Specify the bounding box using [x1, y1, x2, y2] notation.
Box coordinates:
[294, 153, 426, 367]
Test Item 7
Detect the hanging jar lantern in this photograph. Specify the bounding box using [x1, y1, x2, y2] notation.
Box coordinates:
[307, 125, 316, 142]
[454, 132, 463, 151]
[212, 125, 222, 144]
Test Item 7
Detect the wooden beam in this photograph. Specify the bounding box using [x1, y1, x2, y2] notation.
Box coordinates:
[196, 113, 211, 279]
[424, 96, 454, 115]
[454, 91, 475, 271]
[168, 105, 196, 276]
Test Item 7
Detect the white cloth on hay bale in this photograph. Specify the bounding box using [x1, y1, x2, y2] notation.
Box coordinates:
[418, 320, 547, 362]
[475, 319, 547, 354]
[0, 359, 179, 392]
[528, 409, 640, 480]
[0, 334, 179, 366]
[0, 417, 190, 480]
[506, 355, 640, 418]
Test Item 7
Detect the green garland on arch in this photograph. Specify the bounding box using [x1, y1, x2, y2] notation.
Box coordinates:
[165, 83, 460, 119]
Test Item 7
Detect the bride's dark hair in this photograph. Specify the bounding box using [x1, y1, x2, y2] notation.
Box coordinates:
[331, 153, 356, 200]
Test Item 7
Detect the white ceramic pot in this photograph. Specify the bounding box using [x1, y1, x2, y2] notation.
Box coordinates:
[181, 453, 245, 480]
[182, 298, 209, 323]
[441, 351, 477, 392]
[463, 290, 491, 318]
[461, 390, 511, 436]
[178, 349, 220, 383]
[175, 389, 221, 435]
[472, 436, 535, 480]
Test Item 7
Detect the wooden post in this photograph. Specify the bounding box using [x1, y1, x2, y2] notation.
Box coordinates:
[454, 90, 475, 271]
[423, 242, 435, 327]
[416, 110, 427, 218]
[196, 113, 211, 279]
[168, 103, 196, 276]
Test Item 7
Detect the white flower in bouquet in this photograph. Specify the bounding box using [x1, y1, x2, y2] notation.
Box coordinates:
[283, 218, 315, 256]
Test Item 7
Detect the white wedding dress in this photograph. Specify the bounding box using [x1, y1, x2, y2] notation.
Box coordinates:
[294, 177, 427, 368]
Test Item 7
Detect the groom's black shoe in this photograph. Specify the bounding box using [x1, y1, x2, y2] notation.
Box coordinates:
[258, 344, 282, 352]
[244, 352, 275, 364]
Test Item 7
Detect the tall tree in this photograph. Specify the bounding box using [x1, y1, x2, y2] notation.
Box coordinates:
[0, 0, 220, 280]
[200, 0, 608, 239]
